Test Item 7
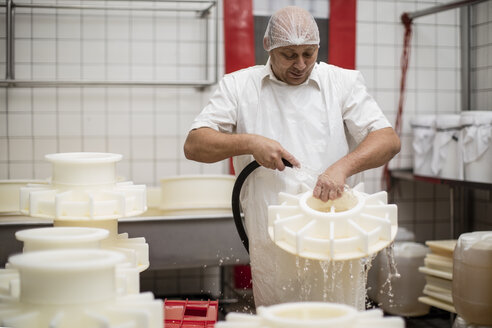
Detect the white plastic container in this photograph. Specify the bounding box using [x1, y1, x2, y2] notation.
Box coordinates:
[267, 183, 398, 261]
[378, 242, 430, 316]
[160, 175, 235, 215]
[460, 111, 492, 183]
[216, 302, 405, 328]
[0, 180, 47, 213]
[411, 115, 436, 177]
[453, 231, 492, 326]
[0, 249, 163, 328]
[432, 114, 462, 180]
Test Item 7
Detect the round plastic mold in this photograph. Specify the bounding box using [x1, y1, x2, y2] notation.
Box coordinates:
[19, 152, 147, 220]
[0, 179, 48, 213]
[267, 183, 398, 261]
[0, 249, 163, 328]
[216, 302, 404, 328]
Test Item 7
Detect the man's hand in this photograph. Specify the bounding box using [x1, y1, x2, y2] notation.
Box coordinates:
[313, 164, 348, 202]
[250, 135, 300, 171]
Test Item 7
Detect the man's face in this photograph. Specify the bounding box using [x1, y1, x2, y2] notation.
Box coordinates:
[269, 44, 319, 85]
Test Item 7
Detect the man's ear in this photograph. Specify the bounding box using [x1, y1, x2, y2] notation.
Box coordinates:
[263, 37, 269, 51]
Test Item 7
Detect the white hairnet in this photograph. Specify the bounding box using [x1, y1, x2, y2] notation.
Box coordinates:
[263, 6, 320, 52]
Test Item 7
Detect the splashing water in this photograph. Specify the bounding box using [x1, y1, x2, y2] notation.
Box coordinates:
[379, 242, 400, 307]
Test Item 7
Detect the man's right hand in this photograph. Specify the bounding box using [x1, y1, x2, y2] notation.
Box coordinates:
[249, 135, 300, 171]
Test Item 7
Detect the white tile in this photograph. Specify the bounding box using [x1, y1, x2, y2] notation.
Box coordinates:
[82, 65, 106, 80]
[131, 137, 154, 160]
[58, 40, 81, 64]
[155, 89, 179, 113]
[81, 15, 105, 40]
[108, 41, 130, 65]
[155, 17, 178, 41]
[33, 113, 57, 137]
[356, 45, 375, 67]
[376, 1, 397, 23]
[59, 137, 83, 153]
[131, 161, 155, 185]
[179, 113, 197, 137]
[107, 15, 130, 40]
[416, 91, 437, 112]
[178, 65, 206, 81]
[437, 47, 458, 69]
[83, 112, 106, 136]
[58, 65, 82, 80]
[156, 136, 179, 160]
[13, 64, 31, 79]
[83, 137, 107, 152]
[32, 13, 56, 38]
[437, 70, 458, 91]
[375, 45, 397, 68]
[58, 113, 82, 137]
[32, 64, 56, 80]
[417, 69, 437, 91]
[437, 92, 459, 112]
[312, 0, 329, 19]
[357, 1, 376, 22]
[415, 25, 437, 47]
[415, 47, 437, 68]
[15, 14, 32, 38]
[476, 69, 489, 90]
[437, 26, 458, 47]
[58, 89, 82, 112]
[415, 2, 436, 25]
[156, 160, 178, 177]
[131, 42, 153, 65]
[0, 114, 6, 137]
[435, 8, 457, 25]
[108, 137, 131, 159]
[179, 159, 203, 175]
[475, 47, 488, 68]
[32, 40, 56, 63]
[34, 138, 57, 161]
[15, 39, 31, 63]
[155, 66, 178, 81]
[178, 90, 204, 114]
[178, 42, 206, 66]
[0, 139, 7, 161]
[82, 88, 106, 112]
[82, 40, 106, 64]
[0, 164, 8, 179]
[106, 65, 130, 81]
[107, 88, 130, 112]
[155, 41, 179, 66]
[57, 14, 81, 39]
[202, 161, 228, 175]
[357, 22, 375, 45]
[375, 68, 397, 90]
[107, 112, 130, 136]
[9, 138, 33, 161]
[156, 113, 178, 136]
[8, 89, 32, 112]
[33, 89, 56, 112]
[8, 113, 32, 137]
[34, 162, 52, 180]
[374, 90, 397, 113]
[375, 23, 397, 46]
[131, 66, 155, 81]
[131, 16, 154, 41]
[9, 163, 34, 179]
[131, 89, 154, 113]
[474, 1, 489, 25]
[132, 113, 155, 136]
[178, 19, 204, 42]
[0, 90, 5, 112]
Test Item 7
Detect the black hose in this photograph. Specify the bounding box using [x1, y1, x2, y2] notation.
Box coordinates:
[231, 159, 293, 253]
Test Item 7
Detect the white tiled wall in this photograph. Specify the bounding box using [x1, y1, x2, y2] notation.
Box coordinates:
[0, 0, 227, 186]
[356, 0, 462, 195]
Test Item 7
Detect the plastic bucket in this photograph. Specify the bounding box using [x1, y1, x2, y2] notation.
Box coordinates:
[460, 111, 492, 183]
[432, 114, 462, 180]
[411, 115, 436, 177]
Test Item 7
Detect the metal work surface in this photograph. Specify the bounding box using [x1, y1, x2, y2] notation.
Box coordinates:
[0, 214, 250, 269]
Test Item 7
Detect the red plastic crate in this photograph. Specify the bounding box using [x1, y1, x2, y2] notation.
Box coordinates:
[164, 299, 218, 328]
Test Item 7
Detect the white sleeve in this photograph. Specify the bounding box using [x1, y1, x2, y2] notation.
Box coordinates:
[190, 74, 238, 134]
[342, 71, 392, 144]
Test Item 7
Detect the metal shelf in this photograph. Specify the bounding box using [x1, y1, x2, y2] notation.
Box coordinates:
[1, 0, 219, 88]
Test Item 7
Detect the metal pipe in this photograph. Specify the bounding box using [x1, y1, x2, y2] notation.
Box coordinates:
[13, 3, 214, 14]
[0, 79, 217, 87]
[6, 0, 13, 80]
[460, 6, 471, 111]
[401, 0, 486, 23]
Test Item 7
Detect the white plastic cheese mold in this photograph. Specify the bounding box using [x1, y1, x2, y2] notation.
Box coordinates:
[216, 302, 404, 328]
[268, 183, 398, 261]
[0, 249, 163, 328]
[20, 152, 146, 220]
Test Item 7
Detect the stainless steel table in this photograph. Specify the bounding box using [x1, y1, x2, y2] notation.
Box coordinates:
[0, 213, 250, 269]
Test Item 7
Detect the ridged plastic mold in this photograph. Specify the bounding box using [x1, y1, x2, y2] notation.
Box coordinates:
[0, 227, 140, 297]
[20, 152, 146, 220]
[0, 249, 163, 328]
[268, 183, 398, 261]
[215, 302, 404, 328]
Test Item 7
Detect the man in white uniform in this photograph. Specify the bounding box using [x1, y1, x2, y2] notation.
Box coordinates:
[184, 6, 400, 308]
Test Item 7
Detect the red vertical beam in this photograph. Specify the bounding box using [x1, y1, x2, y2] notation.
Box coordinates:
[223, 0, 255, 175]
[328, 0, 357, 69]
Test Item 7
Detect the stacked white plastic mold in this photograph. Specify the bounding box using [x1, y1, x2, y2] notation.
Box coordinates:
[411, 115, 436, 177]
[268, 183, 398, 261]
[460, 111, 492, 183]
[0, 249, 163, 328]
[432, 114, 462, 180]
[0, 227, 140, 298]
[19, 152, 149, 271]
[215, 302, 404, 328]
